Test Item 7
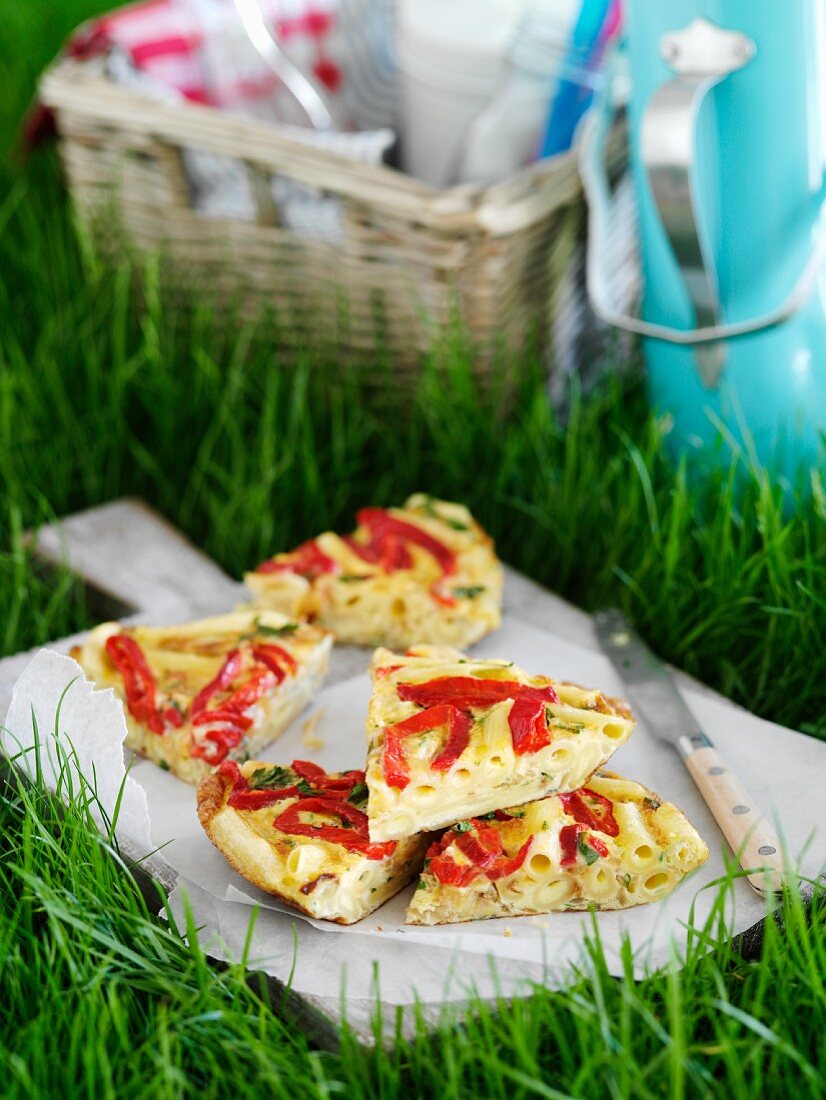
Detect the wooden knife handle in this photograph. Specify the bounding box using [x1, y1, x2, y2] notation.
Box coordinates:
[684, 745, 785, 894]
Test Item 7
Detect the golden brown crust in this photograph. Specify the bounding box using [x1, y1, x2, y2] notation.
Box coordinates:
[196, 769, 230, 831]
[195, 769, 353, 922]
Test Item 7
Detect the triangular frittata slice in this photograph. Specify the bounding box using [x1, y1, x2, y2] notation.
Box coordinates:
[406, 770, 709, 925]
[198, 759, 430, 924]
[72, 611, 331, 784]
[365, 646, 635, 841]
[245, 494, 503, 650]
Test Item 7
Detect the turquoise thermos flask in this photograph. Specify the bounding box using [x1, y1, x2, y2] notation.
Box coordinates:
[583, 1, 826, 479]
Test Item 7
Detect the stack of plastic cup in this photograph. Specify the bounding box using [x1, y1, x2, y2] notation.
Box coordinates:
[397, 0, 531, 186]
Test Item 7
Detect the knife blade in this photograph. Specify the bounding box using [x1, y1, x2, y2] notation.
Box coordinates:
[595, 608, 785, 895]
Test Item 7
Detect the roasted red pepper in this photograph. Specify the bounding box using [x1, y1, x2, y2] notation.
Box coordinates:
[343, 533, 413, 571]
[395, 676, 558, 757]
[382, 704, 473, 789]
[559, 788, 619, 837]
[255, 538, 338, 579]
[252, 642, 298, 683]
[191, 649, 245, 720]
[397, 676, 557, 710]
[192, 667, 276, 729]
[105, 634, 181, 735]
[357, 508, 457, 603]
[428, 822, 533, 886]
[191, 725, 245, 765]
[228, 785, 302, 810]
[507, 694, 552, 755]
[218, 759, 248, 789]
[559, 823, 610, 866]
[275, 797, 395, 860]
[291, 759, 364, 796]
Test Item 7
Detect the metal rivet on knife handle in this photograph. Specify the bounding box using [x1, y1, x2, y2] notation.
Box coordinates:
[682, 745, 785, 895]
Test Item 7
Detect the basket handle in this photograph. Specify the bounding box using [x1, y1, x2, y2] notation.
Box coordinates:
[580, 31, 826, 383]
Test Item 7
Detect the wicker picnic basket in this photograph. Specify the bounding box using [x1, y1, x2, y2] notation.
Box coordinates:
[40, 57, 586, 379]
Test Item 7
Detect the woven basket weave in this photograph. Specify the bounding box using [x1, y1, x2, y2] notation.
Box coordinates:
[41, 58, 585, 379]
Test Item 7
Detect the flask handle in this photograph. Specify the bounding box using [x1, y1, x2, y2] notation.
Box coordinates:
[581, 20, 826, 388]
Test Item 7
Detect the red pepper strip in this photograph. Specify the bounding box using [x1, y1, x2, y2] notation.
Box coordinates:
[218, 760, 248, 789]
[191, 725, 245, 765]
[382, 704, 472, 789]
[397, 676, 558, 757]
[358, 509, 457, 575]
[275, 797, 396, 860]
[430, 708, 474, 772]
[343, 531, 414, 571]
[195, 667, 276, 729]
[191, 649, 245, 720]
[374, 664, 402, 678]
[588, 834, 610, 858]
[357, 508, 457, 603]
[559, 788, 619, 837]
[429, 824, 534, 886]
[192, 708, 254, 730]
[559, 823, 610, 866]
[397, 677, 558, 710]
[164, 706, 184, 728]
[252, 642, 298, 683]
[105, 634, 172, 735]
[291, 759, 365, 795]
[429, 852, 480, 887]
[454, 824, 503, 867]
[228, 786, 301, 810]
[487, 838, 535, 880]
[559, 823, 586, 866]
[507, 695, 552, 755]
[255, 538, 338, 579]
[341, 534, 378, 564]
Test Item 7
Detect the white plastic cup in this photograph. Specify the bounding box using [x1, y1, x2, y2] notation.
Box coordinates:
[397, 0, 531, 186]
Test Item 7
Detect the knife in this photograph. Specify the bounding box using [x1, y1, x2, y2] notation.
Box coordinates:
[595, 608, 785, 895]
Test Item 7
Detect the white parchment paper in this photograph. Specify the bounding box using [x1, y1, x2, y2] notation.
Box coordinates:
[4, 619, 826, 1007]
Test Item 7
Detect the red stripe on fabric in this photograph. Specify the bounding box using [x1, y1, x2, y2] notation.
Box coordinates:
[131, 33, 201, 64]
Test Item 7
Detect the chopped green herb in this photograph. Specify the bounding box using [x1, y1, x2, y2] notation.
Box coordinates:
[249, 764, 309, 791]
[256, 620, 299, 637]
[550, 715, 585, 734]
[577, 833, 601, 866]
[417, 880, 427, 890]
[348, 782, 369, 807]
[158, 760, 170, 771]
[478, 812, 498, 821]
[338, 574, 370, 582]
[453, 586, 485, 599]
[643, 797, 662, 811]
[623, 872, 632, 888]
[420, 497, 470, 530]
[453, 821, 473, 833]
[540, 821, 550, 831]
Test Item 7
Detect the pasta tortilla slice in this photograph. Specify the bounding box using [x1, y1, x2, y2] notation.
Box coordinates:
[406, 770, 709, 925]
[72, 610, 331, 784]
[198, 759, 430, 924]
[365, 646, 636, 842]
[245, 494, 503, 650]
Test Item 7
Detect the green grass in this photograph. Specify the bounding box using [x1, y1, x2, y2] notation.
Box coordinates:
[2, 2, 826, 1096]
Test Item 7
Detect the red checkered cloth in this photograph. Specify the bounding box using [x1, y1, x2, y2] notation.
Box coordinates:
[68, 0, 342, 107]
